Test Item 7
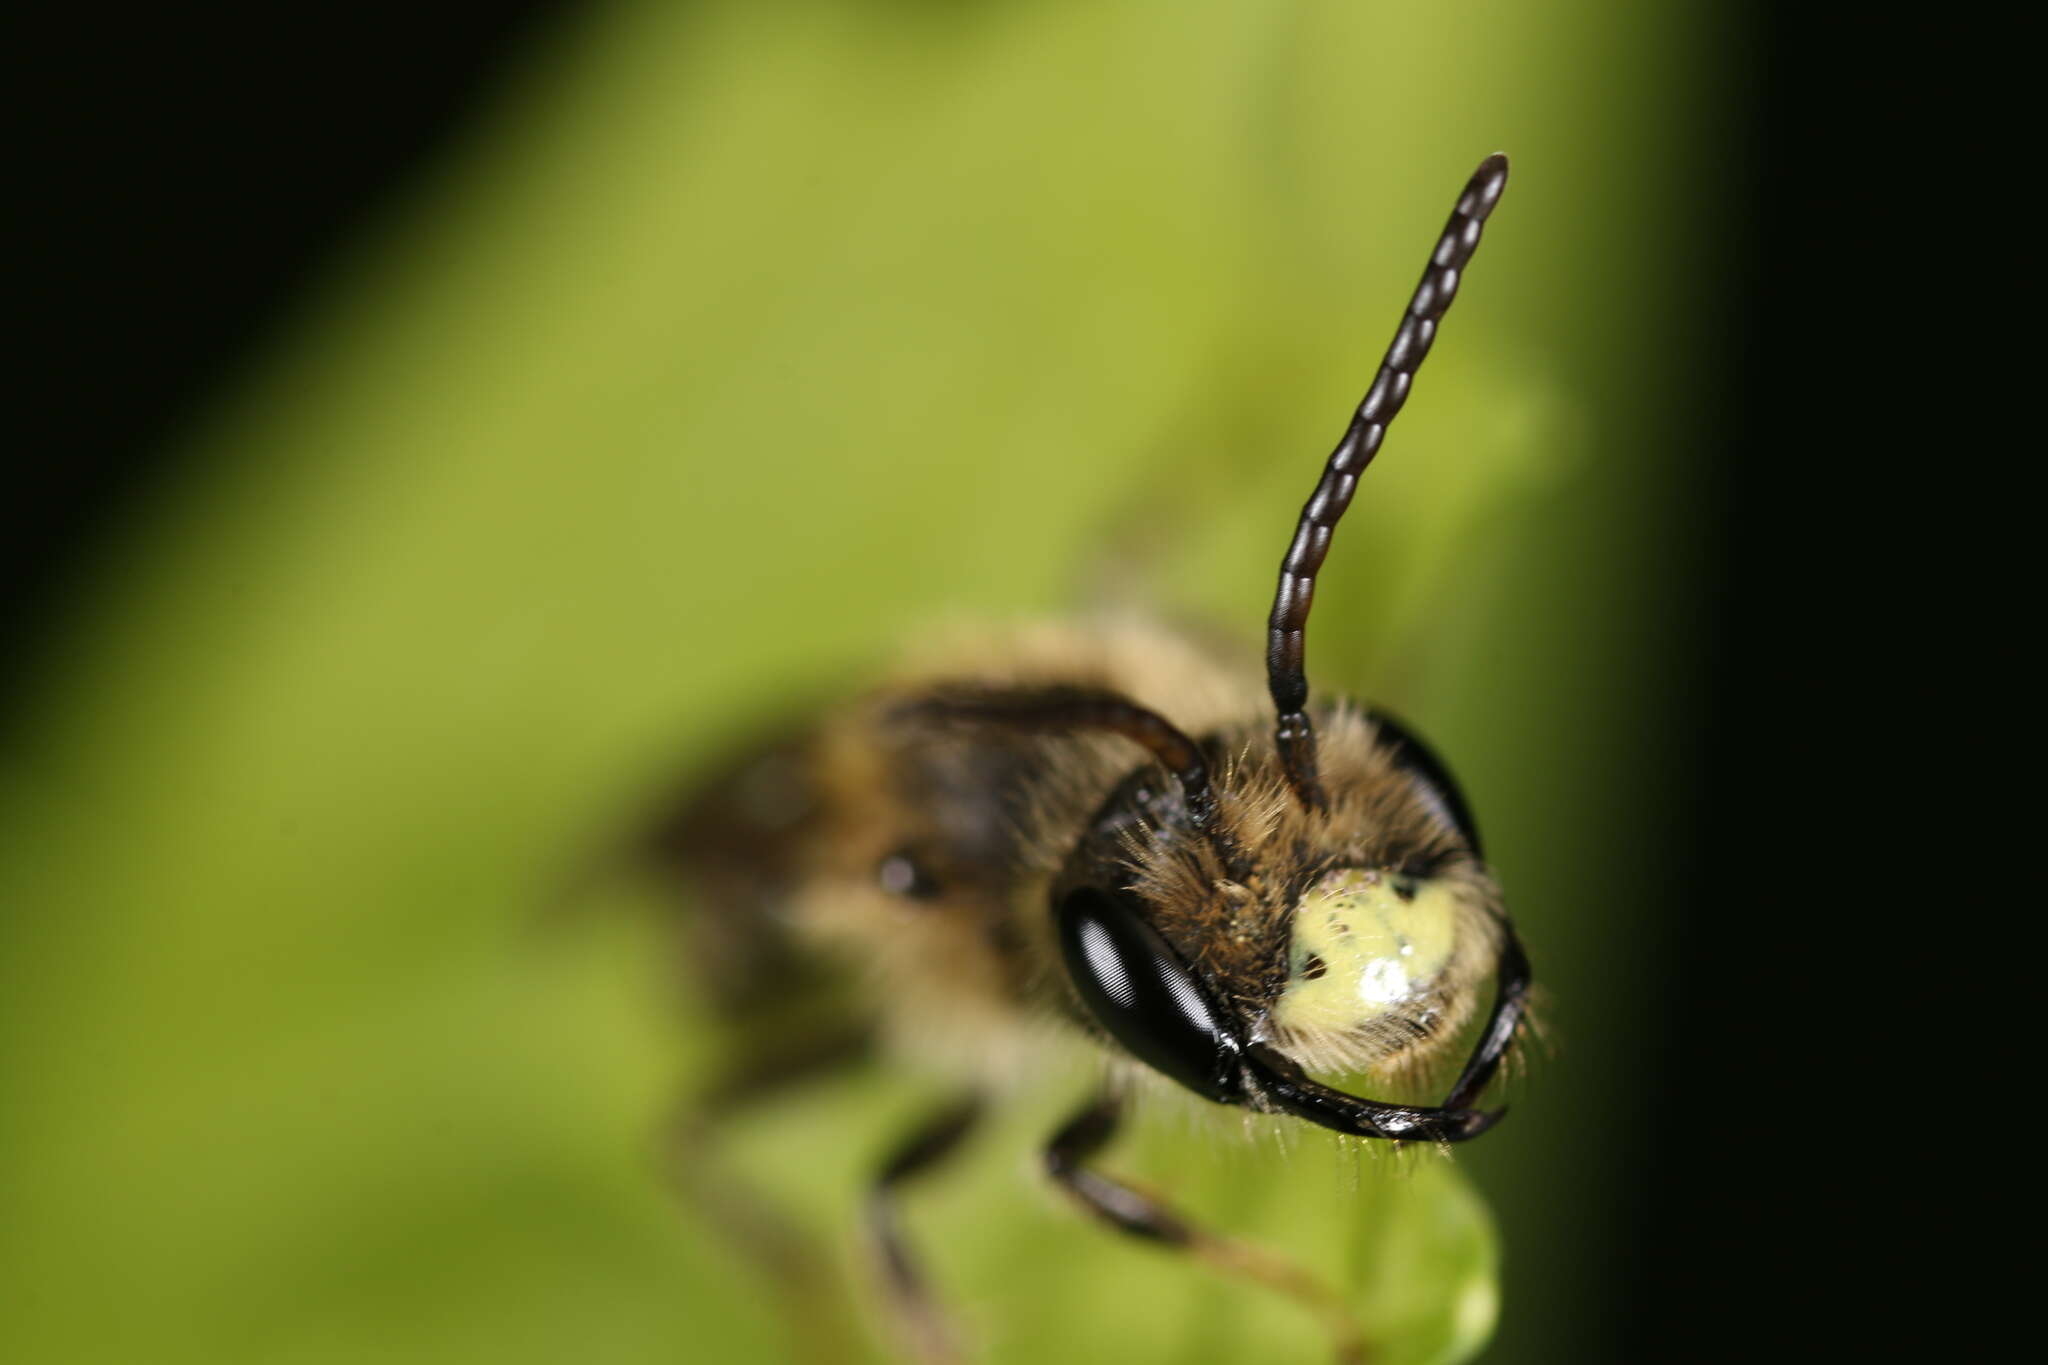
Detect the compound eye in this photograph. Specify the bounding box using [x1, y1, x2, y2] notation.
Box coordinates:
[1054, 887, 1243, 1103]
[1368, 708, 1483, 856]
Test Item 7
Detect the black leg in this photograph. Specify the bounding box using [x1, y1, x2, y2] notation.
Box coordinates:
[866, 1096, 986, 1365]
[667, 1028, 872, 1362]
[1044, 1093, 1372, 1365]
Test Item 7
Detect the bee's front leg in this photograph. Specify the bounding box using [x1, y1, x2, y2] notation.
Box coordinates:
[867, 1095, 985, 1365]
[1043, 1092, 1371, 1365]
[666, 1027, 871, 1362]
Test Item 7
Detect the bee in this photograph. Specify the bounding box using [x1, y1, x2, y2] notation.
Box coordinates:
[638, 155, 1529, 1365]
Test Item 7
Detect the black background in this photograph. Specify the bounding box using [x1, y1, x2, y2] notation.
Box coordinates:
[4, 5, 1995, 1359]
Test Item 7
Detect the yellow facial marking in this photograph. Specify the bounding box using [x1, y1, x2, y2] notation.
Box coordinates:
[1271, 867, 1462, 1035]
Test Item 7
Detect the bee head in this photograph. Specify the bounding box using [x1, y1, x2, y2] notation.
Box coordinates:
[1046, 707, 1522, 1144]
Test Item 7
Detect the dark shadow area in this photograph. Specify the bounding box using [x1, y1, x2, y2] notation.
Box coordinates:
[4, 2, 578, 683]
[1613, 10, 1980, 1362]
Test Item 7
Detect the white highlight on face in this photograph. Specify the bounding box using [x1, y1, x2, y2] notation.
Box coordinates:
[1270, 866, 1464, 1037]
[1357, 955, 1411, 1006]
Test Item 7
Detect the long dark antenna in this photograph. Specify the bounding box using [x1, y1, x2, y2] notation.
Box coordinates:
[1266, 153, 1510, 809]
[900, 686, 1216, 827]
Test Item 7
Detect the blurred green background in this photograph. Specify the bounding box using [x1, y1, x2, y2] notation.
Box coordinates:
[2, 1, 1741, 1361]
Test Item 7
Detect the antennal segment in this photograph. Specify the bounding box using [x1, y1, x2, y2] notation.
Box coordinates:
[1266, 153, 1510, 810]
[899, 686, 1216, 828]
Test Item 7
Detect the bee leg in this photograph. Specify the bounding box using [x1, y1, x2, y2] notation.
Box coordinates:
[668, 1027, 872, 1362]
[1044, 1092, 1372, 1365]
[866, 1095, 986, 1365]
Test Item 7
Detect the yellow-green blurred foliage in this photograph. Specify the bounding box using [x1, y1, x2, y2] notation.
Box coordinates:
[1, 1, 1731, 1362]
